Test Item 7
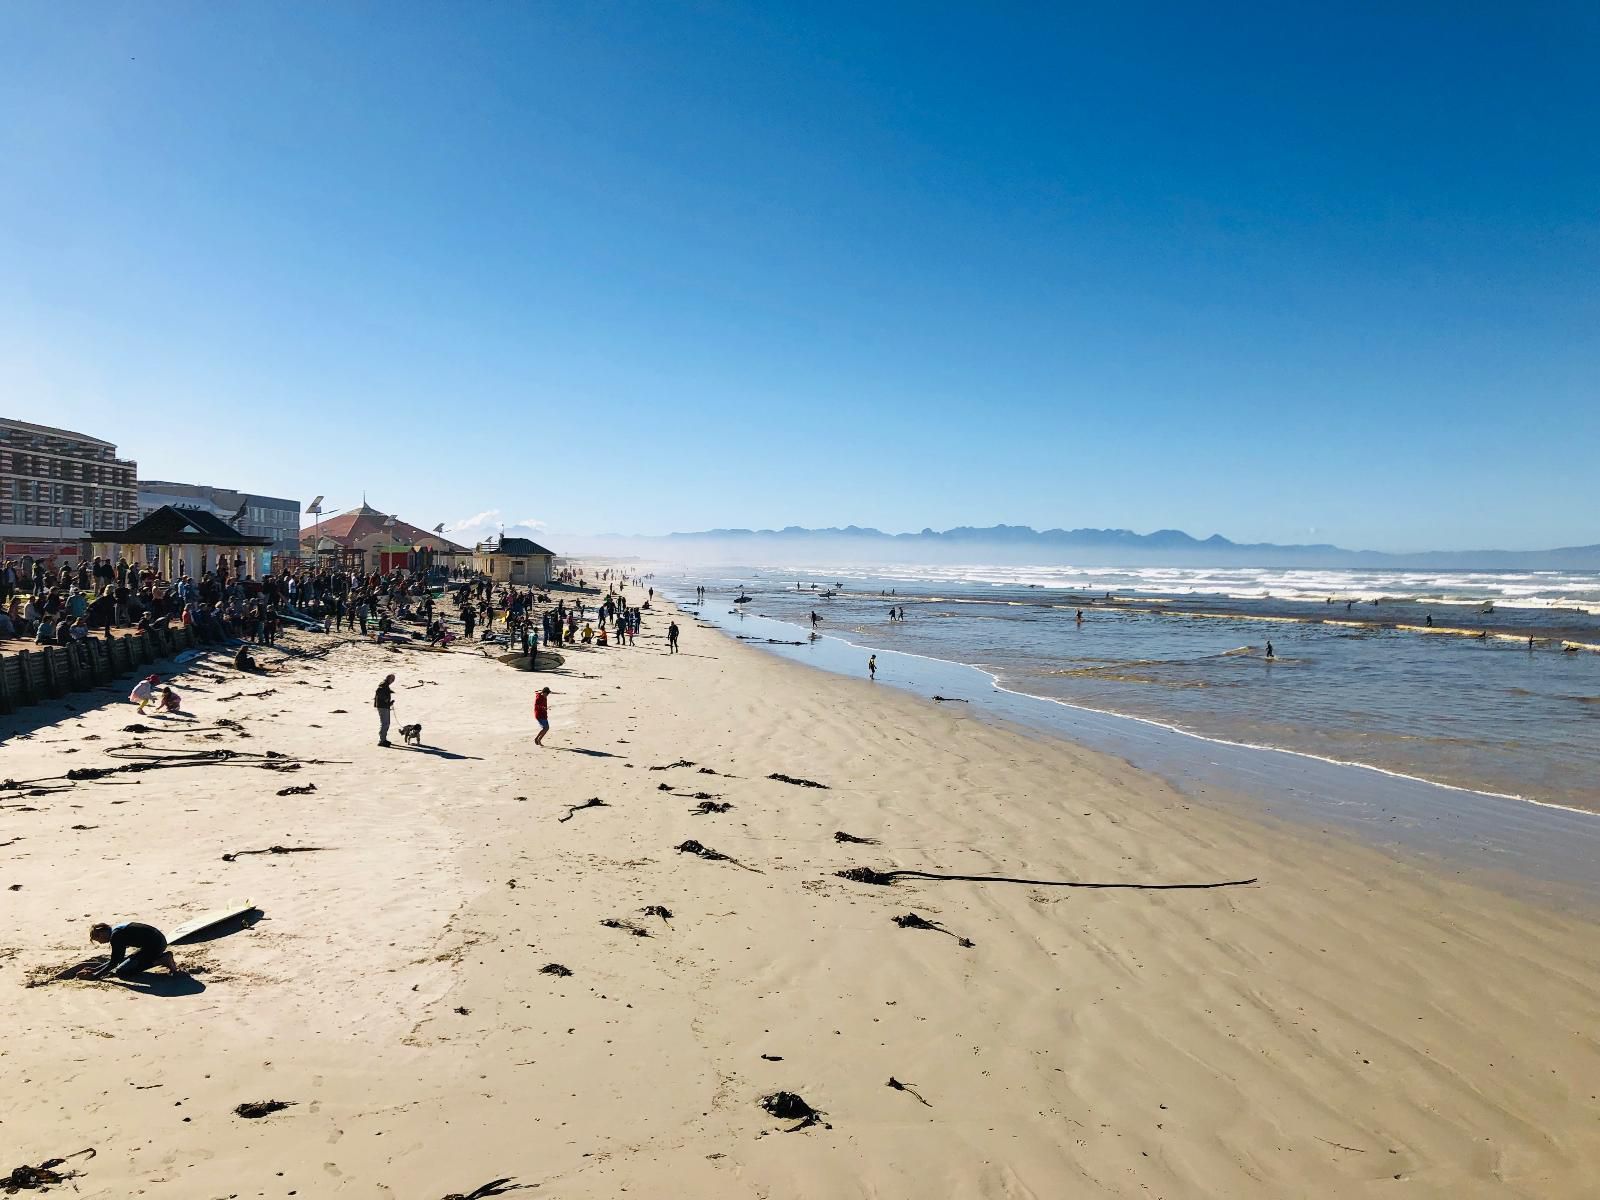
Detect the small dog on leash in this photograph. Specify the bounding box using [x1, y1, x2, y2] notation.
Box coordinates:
[399, 723, 423, 746]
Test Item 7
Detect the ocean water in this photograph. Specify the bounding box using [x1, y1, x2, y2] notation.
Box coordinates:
[654, 563, 1600, 811]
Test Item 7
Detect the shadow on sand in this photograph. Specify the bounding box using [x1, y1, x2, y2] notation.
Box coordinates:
[113, 972, 208, 997]
[398, 744, 483, 761]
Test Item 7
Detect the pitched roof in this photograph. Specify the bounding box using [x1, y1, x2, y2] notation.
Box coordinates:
[299, 503, 470, 552]
[85, 505, 273, 546]
[486, 536, 555, 556]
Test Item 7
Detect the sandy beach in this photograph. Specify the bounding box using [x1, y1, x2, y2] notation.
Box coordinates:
[3, 594, 1599, 1198]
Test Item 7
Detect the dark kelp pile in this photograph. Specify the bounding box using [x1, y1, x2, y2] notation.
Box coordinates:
[759, 1091, 829, 1132]
[234, 1100, 294, 1118]
[3, 1148, 93, 1193]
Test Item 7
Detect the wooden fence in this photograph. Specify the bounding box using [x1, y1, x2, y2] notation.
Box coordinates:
[0, 626, 201, 715]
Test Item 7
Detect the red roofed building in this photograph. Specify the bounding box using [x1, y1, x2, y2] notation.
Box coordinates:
[300, 502, 471, 574]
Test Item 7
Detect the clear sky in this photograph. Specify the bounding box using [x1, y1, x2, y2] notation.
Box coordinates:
[2, 3, 1596, 552]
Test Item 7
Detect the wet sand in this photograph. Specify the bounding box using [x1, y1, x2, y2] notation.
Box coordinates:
[2, 601, 1598, 1197]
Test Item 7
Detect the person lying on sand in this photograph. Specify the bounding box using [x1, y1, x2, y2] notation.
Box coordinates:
[88, 921, 178, 979]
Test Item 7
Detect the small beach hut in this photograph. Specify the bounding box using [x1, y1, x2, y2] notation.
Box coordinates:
[82, 505, 274, 580]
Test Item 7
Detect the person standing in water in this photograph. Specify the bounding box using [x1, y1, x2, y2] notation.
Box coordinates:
[868, 654, 877, 680]
[1265, 641, 1275, 659]
[534, 686, 551, 746]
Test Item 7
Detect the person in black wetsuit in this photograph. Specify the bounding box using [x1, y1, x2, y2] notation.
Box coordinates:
[89, 921, 178, 978]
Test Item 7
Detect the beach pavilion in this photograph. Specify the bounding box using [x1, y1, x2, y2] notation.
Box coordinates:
[82, 505, 274, 580]
[297, 501, 470, 574]
[472, 535, 557, 586]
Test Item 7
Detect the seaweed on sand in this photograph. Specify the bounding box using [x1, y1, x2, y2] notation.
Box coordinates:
[759, 1091, 830, 1131]
[439, 1180, 534, 1199]
[675, 840, 762, 873]
[892, 912, 975, 947]
[558, 797, 608, 822]
[887, 1077, 933, 1106]
[234, 1100, 294, 1118]
[4, 1148, 94, 1193]
[222, 845, 327, 862]
[836, 866, 1259, 890]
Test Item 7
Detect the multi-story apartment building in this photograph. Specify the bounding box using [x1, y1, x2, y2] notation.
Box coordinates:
[0, 418, 138, 563]
[138, 481, 301, 562]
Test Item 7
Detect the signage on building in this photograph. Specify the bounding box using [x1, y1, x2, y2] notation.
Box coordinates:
[4, 541, 82, 562]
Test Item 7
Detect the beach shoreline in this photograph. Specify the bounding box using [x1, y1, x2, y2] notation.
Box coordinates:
[3, 593, 1599, 1197]
[653, 565, 1600, 814]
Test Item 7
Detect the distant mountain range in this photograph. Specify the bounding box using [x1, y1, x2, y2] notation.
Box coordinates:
[588, 524, 1600, 569]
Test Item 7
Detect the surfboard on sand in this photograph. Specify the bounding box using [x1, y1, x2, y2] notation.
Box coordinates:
[169, 900, 259, 945]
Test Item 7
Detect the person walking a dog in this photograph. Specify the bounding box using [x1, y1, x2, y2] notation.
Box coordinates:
[375, 673, 396, 747]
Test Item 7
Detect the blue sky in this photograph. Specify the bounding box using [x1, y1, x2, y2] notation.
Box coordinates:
[2, 2, 1596, 552]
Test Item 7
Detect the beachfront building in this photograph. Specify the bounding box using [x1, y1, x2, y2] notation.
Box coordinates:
[139, 481, 300, 563]
[0, 418, 138, 567]
[473, 536, 557, 586]
[82, 505, 274, 580]
[299, 501, 471, 574]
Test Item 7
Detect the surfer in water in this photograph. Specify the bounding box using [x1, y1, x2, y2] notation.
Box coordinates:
[89, 921, 178, 979]
[1266, 641, 1275, 660]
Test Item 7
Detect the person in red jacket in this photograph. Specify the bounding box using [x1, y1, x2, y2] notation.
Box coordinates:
[534, 686, 551, 747]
